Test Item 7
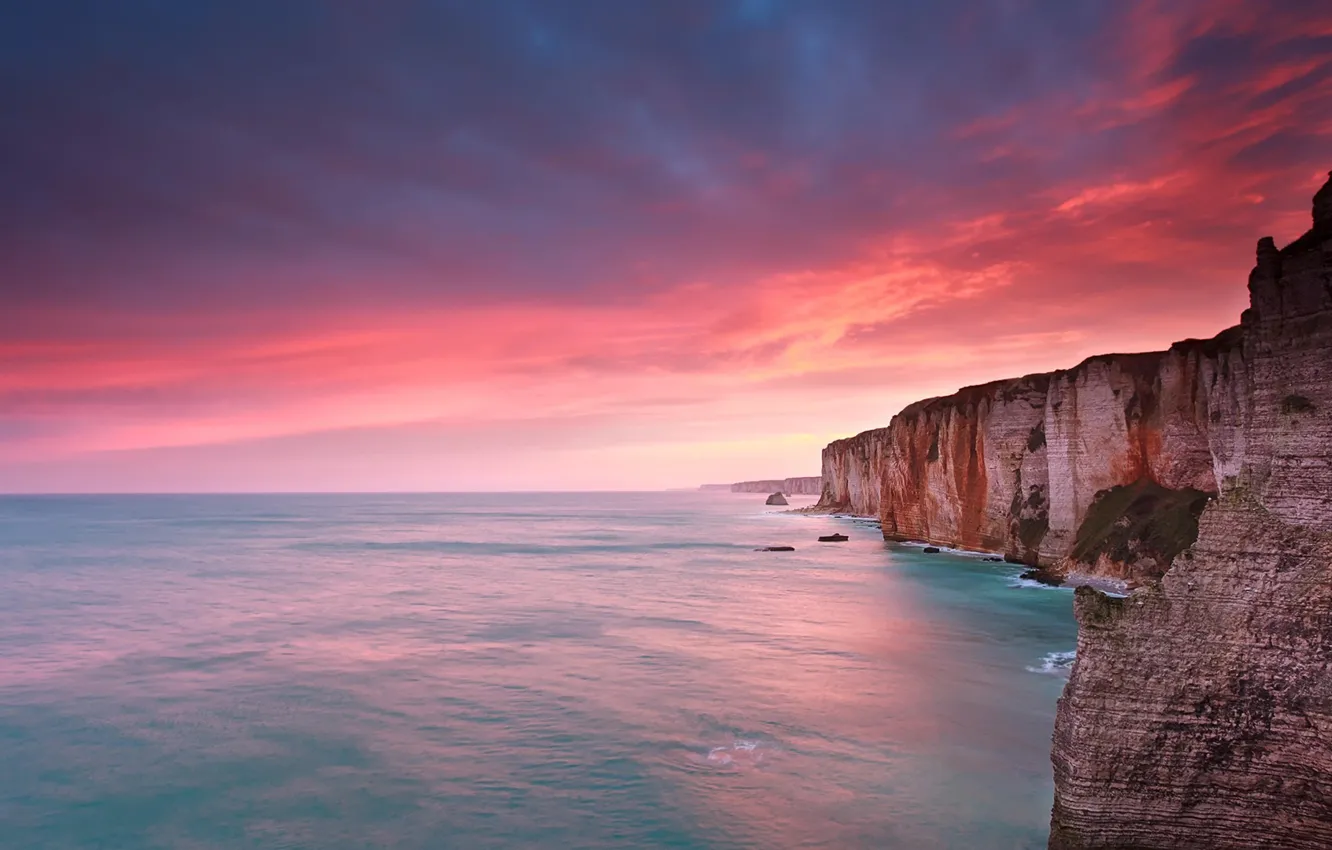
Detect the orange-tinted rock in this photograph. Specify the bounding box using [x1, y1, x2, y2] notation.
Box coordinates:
[817, 173, 1332, 847]
[816, 339, 1237, 574]
[1050, 176, 1332, 848]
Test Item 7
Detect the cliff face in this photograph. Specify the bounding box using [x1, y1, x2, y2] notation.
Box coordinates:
[1049, 176, 1332, 848]
[731, 476, 822, 495]
[817, 337, 1236, 574]
[815, 174, 1332, 846]
[818, 428, 890, 515]
[816, 313, 1258, 578]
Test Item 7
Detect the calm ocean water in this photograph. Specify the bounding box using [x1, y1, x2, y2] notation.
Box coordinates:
[0, 492, 1076, 849]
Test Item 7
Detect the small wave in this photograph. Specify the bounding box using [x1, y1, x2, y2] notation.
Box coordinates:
[1027, 650, 1076, 676]
[292, 539, 739, 555]
[1007, 577, 1072, 591]
[897, 540, 999, 560]
[705, 738, 774, 767]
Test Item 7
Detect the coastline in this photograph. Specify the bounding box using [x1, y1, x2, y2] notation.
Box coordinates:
[800, 174, 1332, 848]
[787, 505, 1130, 595]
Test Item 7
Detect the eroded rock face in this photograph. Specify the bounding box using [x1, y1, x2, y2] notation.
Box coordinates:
[816, 339, 1239, 576]
[1050, 175, 1332, 847]
[732, 476, 822, 495]
[817, 428, 890, 515]
[1051, 499, 1332, 849]
[815, 174, 1332, 845]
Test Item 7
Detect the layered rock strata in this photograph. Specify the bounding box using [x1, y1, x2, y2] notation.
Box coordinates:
[814, 174, 1332, 847]
[817, 428, 891, 516]
[730, 476, 822, 495]
[1049, 175, 1332, 848]
[816, 333, 1234, 577]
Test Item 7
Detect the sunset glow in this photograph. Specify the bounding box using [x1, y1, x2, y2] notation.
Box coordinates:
[5, 1, 1331, 491]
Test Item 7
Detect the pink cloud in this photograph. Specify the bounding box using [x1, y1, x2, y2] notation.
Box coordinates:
[4, 0, 1332, 490]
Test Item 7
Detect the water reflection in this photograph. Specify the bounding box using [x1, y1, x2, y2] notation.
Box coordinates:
[0, 493, 1074, 849]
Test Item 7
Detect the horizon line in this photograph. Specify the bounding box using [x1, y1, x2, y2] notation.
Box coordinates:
[0, 488, 805, 497]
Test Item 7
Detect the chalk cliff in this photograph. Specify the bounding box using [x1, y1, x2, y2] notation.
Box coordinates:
[731, 476, 822, 495]
[817, 333, 1232, 578]
[818, 428, 891, 516]
[816, 173, 1332, 846]
[1048, 175, 1332, 848]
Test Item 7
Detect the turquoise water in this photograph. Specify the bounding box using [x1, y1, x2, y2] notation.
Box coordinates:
[0, 492, 1076, 849]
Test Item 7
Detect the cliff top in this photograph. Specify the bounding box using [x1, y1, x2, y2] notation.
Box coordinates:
[1312, 169, 1332, 231]
[1275, 171, 1332, 257]
[827, 170, 1330, 449]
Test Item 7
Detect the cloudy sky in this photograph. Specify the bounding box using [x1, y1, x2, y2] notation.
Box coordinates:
[4, 0, 1330, 491]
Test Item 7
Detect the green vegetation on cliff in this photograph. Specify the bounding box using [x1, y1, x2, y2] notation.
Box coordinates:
[1071, 478, 1212, 576]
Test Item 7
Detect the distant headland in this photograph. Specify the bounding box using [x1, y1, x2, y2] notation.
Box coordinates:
[698, 476, 822, 496]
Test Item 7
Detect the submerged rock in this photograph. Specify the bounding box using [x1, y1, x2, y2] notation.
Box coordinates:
[1019, 568, 1064, 587]
[922, 546, 940, 554]
[817, 533, 848, 542]
[765, 492, 789, 506]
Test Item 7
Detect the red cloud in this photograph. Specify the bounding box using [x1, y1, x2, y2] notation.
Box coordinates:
[3, 0, 1331, 490]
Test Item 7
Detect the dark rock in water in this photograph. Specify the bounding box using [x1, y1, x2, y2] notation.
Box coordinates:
[984, 556, 1004, 562]
[756, 546, 795, 552]
[817, 533, 848, 542]
[1019, 568, 1065, 587]
[765, 492, 789, 506]
[922, 546, 941, 554]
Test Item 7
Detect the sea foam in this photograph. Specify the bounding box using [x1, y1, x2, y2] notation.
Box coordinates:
[1027, 650, 1077, 676]
[706, 738, 772, 767]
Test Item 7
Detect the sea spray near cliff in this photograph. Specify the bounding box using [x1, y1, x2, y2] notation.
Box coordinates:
[1027, 650, 1077, 677]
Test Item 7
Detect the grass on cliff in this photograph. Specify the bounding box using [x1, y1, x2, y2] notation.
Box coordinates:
[1283, 394, 1316, 415]
[1027, 423, 1046, 453]
[1071, 478, 1212, 574]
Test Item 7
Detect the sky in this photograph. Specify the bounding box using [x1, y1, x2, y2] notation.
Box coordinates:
[3, 0, 1331, 492]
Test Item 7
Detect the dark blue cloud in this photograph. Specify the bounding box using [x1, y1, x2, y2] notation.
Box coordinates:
[1, 0, 1325, 318]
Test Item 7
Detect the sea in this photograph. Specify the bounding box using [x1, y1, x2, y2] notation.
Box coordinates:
[0, 492, 1077, 849]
